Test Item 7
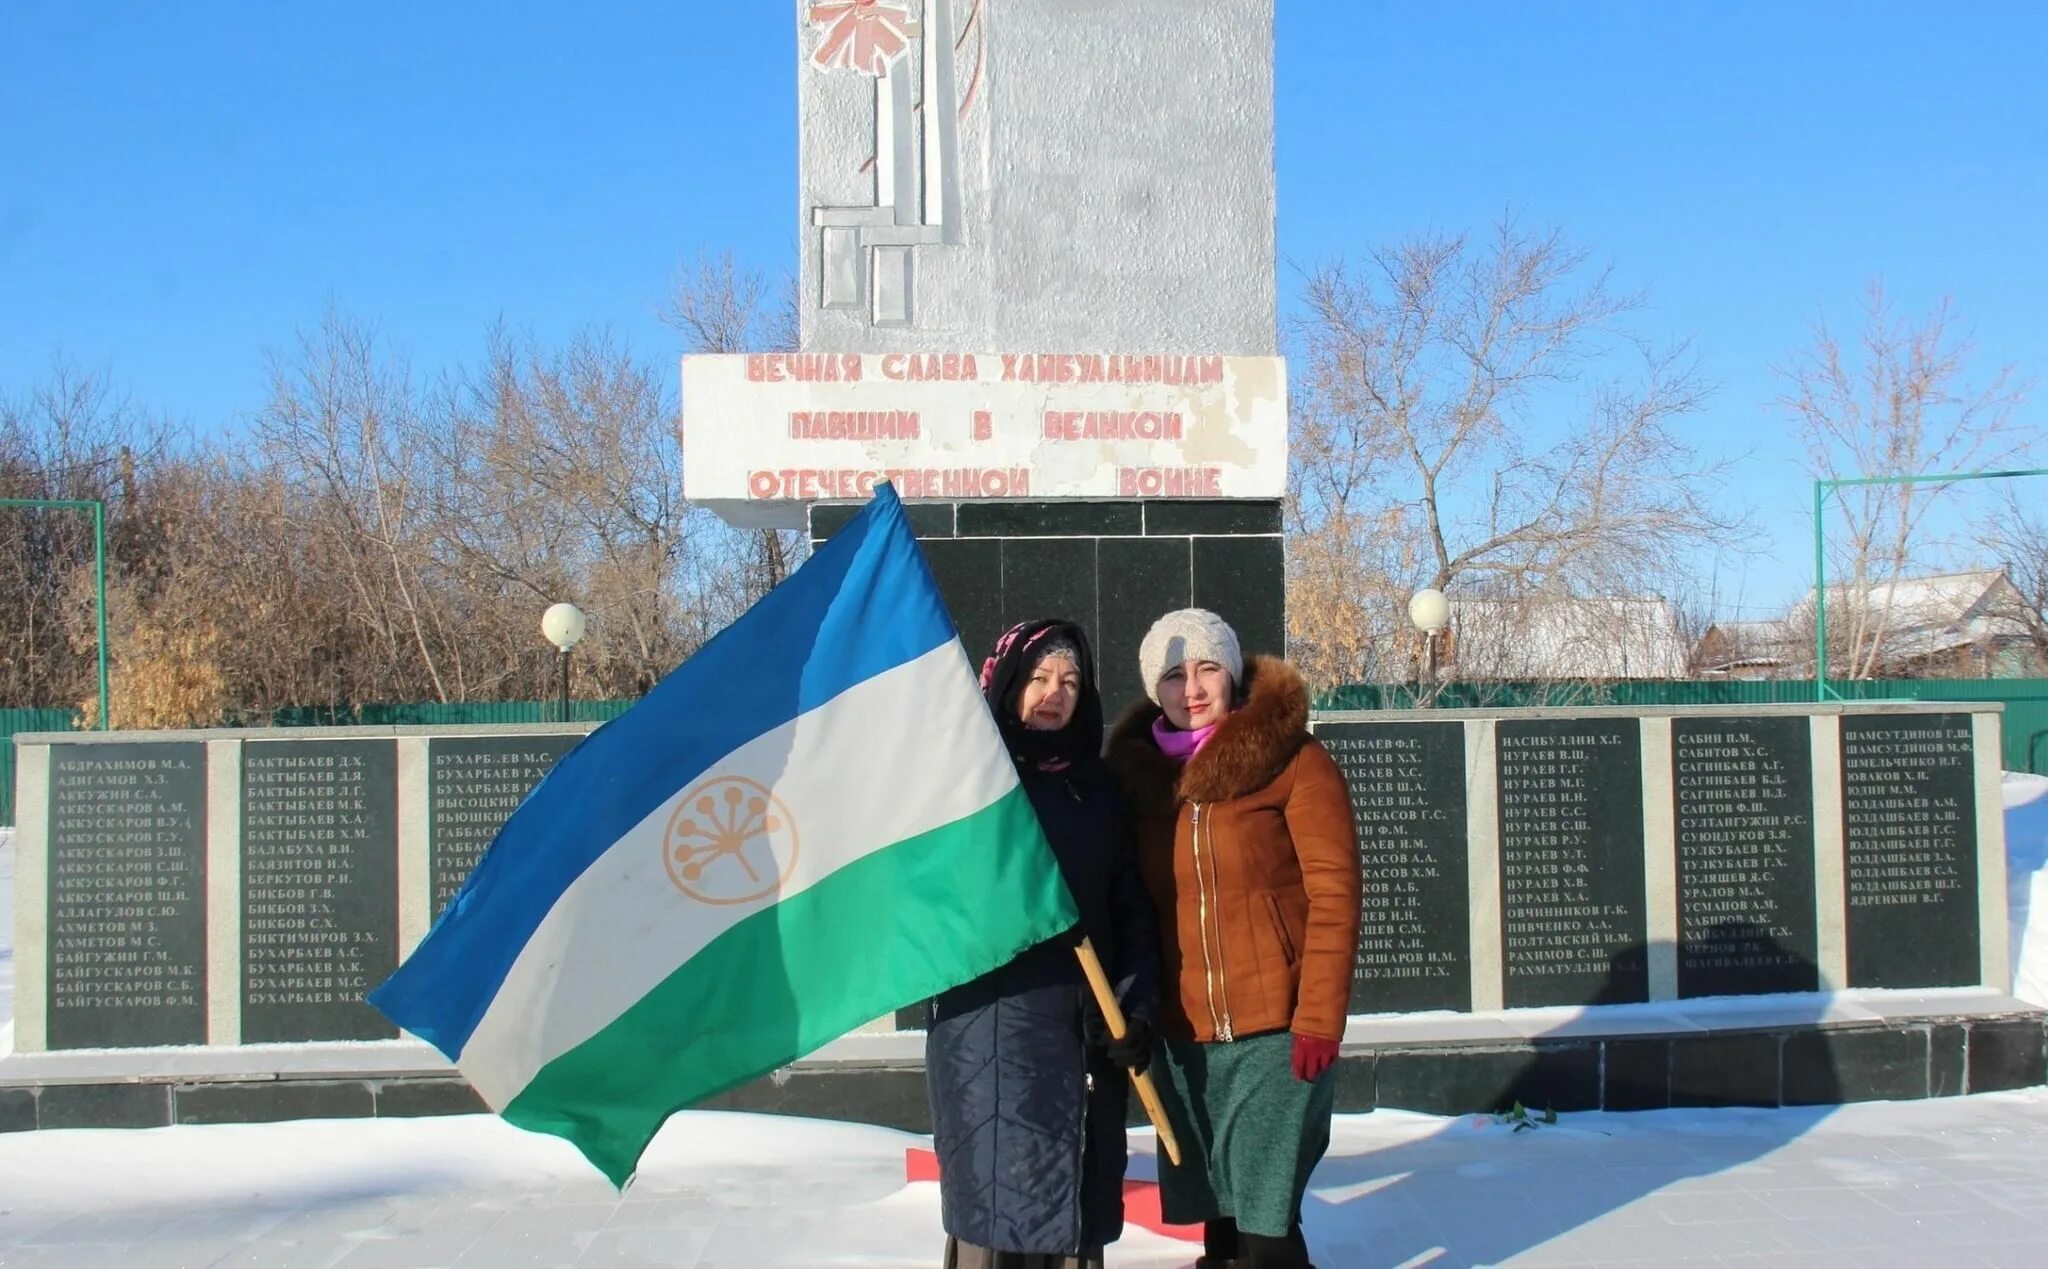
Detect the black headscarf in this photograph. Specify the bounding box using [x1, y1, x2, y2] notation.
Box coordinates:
[977, 618, 1104, 772]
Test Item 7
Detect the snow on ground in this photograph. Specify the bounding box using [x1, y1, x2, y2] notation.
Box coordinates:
[2005, 773, 2048, 1007]
[0, 1110, 1199, 1268]
[7, 1095, 2048, 1266]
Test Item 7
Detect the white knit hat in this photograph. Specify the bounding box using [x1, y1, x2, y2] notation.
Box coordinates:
[1139, 608, 1243, 702]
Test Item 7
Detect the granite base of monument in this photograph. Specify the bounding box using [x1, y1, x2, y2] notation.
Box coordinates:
[4, 989, 2042, 1134]
[809, 499, 1285, 724]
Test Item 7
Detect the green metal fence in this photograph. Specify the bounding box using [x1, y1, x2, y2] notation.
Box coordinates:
[265, 699, 637, 728]
[1317, 678, 2048, 775]
[1, 708, 77, 828]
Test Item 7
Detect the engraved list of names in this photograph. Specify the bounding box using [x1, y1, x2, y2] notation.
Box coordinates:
[45, 742, 207, 1048]
[429, 735, 578, 918]
[240, 739, 399, 1041]
[1672, 716, 1819, 997]
[1318, 721, 1470, 1013]
[1840, 713, 1980, 989]
[1496, 720, 1647, 1007]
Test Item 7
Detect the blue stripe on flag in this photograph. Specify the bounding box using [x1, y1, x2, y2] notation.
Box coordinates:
[369, 484, 957, 1061]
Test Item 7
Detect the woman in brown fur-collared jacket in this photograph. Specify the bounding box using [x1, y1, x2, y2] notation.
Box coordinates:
[1104, 609, 1361, 1269]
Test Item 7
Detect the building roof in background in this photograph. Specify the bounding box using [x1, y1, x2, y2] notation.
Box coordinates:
[1791, 568, 2038, 663]
[1696, 618, 1798, 673]
[1445, 596, 1690, 680]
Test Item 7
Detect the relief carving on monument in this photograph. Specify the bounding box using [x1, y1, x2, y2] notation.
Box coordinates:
[805, 0, 981, 326]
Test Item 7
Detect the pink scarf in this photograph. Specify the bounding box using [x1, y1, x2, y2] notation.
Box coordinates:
[1152, 715, 1218, 762]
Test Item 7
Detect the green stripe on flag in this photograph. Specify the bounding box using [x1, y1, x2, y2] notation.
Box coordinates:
[500, 783, 1074, 1186]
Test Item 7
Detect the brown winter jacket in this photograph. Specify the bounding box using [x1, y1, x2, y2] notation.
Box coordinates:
[1105, 656, 1362, 1045]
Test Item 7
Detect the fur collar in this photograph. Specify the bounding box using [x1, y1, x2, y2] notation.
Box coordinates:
[1105, 655, 1312, 810]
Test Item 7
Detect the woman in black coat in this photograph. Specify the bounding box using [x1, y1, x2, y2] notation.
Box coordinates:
[926, 618, 1161, 1269]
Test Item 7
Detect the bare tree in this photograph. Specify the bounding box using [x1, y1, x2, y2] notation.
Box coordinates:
[1780, 283, 2031, 678]
[144, 456, 368, 719]
[0, 362, 175, 711]
[1289, 217, 1743, 692]
[1979, 487, 2048, 671]
[255, 309, 458, 702]
[432, 329, 700, 697]
[5, 249, 830, 724]
[1284, 502, 1414, 694]
[1656, 577, 1719, 679]
[76, 467, 233, 730]
[664, 252, 807, 602]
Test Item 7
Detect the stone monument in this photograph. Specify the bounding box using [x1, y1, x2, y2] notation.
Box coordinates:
[683, 0, 1287, 719]
[5, 1, 2043, 1136]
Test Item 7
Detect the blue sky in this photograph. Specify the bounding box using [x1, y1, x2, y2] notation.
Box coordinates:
[3, 2, 2042, 613]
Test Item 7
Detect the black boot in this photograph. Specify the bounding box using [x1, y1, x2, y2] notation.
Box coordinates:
[1242, 1224, 1313, 1269]
[1196, 1217, 1242, 1269]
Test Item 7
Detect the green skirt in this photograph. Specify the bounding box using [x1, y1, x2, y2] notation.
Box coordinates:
[1154, 1031, 1337, 1238]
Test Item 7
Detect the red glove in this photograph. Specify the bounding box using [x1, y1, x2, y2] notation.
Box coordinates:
[1290, 1033, 1339, 1082]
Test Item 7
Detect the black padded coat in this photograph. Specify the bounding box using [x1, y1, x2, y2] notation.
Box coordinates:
[924, 764, 1160, 1254]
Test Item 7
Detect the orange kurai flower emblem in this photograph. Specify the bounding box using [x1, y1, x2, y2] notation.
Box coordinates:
[662, 776, 800, 906]
[808, 0, 917, 76]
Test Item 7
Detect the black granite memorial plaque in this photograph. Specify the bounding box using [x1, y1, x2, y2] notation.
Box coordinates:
[1496, 720, 1648, 1007]
[1673, 716, 1819, 997]
[1001, 538, 1098, 635]
[429, 735, 579, 918]
[1318, 721, 1470, 1013]
[240, 739, 399, 1041]
[1840, 713, 1980, 988]
[44, 743, 208, 1048]
[920, 538, 1003, 679]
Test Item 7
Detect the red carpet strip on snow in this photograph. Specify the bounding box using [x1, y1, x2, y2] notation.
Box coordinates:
[905, 1147, 1202, 1244]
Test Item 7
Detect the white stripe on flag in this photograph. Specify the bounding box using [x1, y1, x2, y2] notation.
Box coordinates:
[458, 640, 1015, 1106]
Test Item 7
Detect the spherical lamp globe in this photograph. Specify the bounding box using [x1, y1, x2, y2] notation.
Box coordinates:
[1407, 588, 1450, 634]
[541, 602, 587, 652]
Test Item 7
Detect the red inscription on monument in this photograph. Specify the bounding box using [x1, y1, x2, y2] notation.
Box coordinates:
[788, 411, 922, 440]
[749, 468, 1032, 500]
[747, 353, 863, 383]
[881, 353, 981, 381]
[1042, 411, 1185, 442]
[1119, 467, 1223, 497]
[999, 354, 1224, 386]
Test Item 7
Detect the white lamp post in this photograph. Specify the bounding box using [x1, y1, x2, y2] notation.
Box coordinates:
[542, 602, 587, 724]
[1408, 588, 1450, 706]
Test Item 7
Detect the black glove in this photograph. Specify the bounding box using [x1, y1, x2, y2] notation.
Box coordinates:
[1102, 1016, 1154, 1075]
[1080, 991, 1111, 1046]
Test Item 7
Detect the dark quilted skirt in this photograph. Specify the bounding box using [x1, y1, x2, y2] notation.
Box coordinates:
[942, 1239, 1105, 1269]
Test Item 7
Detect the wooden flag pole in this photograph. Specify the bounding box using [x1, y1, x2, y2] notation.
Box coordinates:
[1074, 937, 1183, 1167]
